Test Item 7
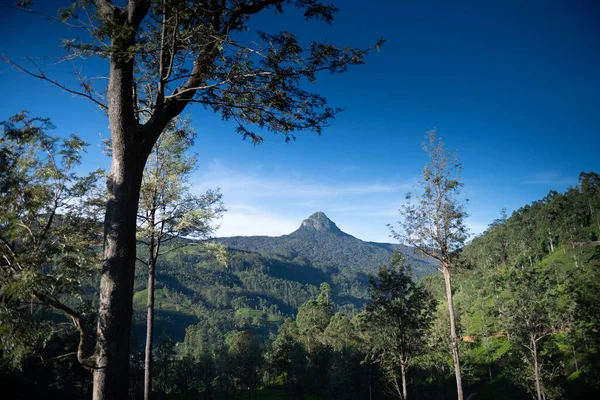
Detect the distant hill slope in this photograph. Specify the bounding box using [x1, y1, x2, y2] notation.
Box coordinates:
[219, 211, 437, 280]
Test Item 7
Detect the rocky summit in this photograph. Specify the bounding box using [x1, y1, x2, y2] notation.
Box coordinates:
[218, 211, 436, 279]
[296, 211, 345, 235]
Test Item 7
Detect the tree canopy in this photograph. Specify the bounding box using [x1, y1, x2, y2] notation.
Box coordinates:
[0, 112, 103, 369]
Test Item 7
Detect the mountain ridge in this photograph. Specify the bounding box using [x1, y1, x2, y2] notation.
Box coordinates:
[218, 211, 437, 279]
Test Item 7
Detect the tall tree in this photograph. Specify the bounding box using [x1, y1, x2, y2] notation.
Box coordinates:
[7, 2, 382, 398]
[0, 112, 102, 370]
[269, 318, 306, 395]
[323, 312, 364, 399]
[227, 330, 263, 399]
[295, 283, 334, 394]
[296, 283, 334, 335]
[364, 252, 436, 400]
[500, 268, 560, 400]
[136, 117, 224, 400]
[391, 130, 469, 400]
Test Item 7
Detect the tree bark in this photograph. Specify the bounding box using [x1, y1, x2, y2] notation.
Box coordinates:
[93, 149, 144, 399]
[442, 265, 464, 400]
[532, 337, 543, 400]
[93, 55, 148, 400]
[401, 361, 408, 400]
[144, 254, 156, 400]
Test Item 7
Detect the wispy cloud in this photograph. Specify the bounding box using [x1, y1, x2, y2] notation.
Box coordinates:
[215, 203, 301, 237]
[193, 160, 408, 199]
[323, 205, 402, 218]
[524, 172, 574, 186]
[192, 160, 414, 240]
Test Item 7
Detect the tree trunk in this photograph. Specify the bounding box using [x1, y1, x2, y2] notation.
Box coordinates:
[93, 56, 149, 400]
[144, 254, 156, 400]
[442, 265, 464, 400]
[401, 361, 408, 400]
[532, 337, 543, 400]
[392, 373, 402, 399]
[93, 148, 144, 399]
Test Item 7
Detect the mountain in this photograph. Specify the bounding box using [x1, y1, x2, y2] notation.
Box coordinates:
[219, 211, 436, 280]
[127, 212, 437, 342]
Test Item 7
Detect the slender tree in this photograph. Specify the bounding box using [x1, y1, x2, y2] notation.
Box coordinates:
[295, 283, 334, 394]
[501, 268, 559, 400]
[391, 130, 469, 400]
[136, 117, 224, 400]
[364, 252, 436, 400]
[6, 2, 382, 398]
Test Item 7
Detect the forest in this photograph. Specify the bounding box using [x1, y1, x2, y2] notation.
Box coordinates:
[1, 110, 599, 399]
[1, 1, 599, 400]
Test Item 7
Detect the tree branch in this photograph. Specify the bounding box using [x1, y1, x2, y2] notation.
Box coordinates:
[33, 291, 98, 371]
[94, 0, 120, 24]
[136, 256, 149, 266]
[225, 0, 284, 34]
[126, 0, 151, 27]
[4, 56, 108, 110]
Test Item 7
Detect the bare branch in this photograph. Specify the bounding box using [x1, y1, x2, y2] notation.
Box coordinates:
[4, 56, 108, 110]
[135, 257, 149, 266]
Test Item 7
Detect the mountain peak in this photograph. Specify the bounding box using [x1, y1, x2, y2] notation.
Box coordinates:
[297, 211, 343, 234]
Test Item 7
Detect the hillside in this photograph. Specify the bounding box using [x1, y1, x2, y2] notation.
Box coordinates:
[416, 172, 600, 399]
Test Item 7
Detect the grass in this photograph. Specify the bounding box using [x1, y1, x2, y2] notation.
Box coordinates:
[538, 246, 573, 272]
[235, 308, 285, 327]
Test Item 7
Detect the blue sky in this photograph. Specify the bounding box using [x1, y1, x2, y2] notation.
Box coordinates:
[1, 0, 599, 242]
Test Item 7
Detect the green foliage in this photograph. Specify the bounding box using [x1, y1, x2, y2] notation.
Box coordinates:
[138, 117, 225, 249]
[363, 252, 437, 398]
[462, 172, 600, 270]
[4, 111, 598, 400]
[450, 172, 600, 398]
[499, 268, 563, 398]
[296, 286, 334, 334]
[0, 112, 102, 369]
[269, 318, 307, 394]
[228, 330, 263, 396]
